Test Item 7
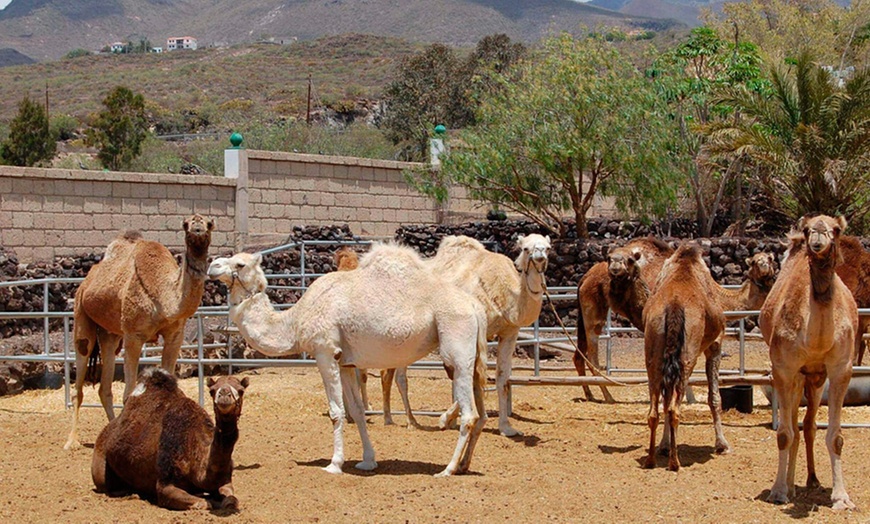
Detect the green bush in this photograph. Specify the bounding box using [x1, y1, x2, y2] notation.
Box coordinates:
[50, 114, 80, 141]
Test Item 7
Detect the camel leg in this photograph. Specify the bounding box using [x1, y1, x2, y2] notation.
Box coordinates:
[381, 368, 395, 425]
[315, 352, 346, 474]
[705, 344, 731, 454]
[357, 368, 371, 411]
[803, 380, 823, 489]
[394, 368, 420, 429]
[666, 401, 681, 472]
[439, 401, 460, 430]
[64, 346, 90, 450]
[218, 483, 239, 510]
[156, 481, 211, 510]
[826, 360, 855, 510]
[644, 381, 660, 469]
[160, 325, 185, 375]
[458, 363, 488, 474]
[786, 381, 802, 500]
[97, 332, 121, 422]
[122, 334, 147, 403]
[574, 303, 606, 402]
[437, 366, 477, 477]
[768, 370, 802, 505]
[587, 334, 615, 403]
[340, 366, 377, 471]
[496, 332, 522, 437]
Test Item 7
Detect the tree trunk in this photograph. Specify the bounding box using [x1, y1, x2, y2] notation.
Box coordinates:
[576, 209, 588, 238]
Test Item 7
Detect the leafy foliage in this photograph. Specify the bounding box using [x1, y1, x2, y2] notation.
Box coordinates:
[0, 95, 55, 167]
[410, 33, 680, 238]
[705, 51, 870, 230]
[382, 35, 525, 160]
[87, 86, 149, 171]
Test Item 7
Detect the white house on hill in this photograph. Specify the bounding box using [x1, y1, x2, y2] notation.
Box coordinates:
[167, 36, 197, 51]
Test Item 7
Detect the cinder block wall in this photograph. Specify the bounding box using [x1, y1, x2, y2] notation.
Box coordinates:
[0, 167, 236, 262]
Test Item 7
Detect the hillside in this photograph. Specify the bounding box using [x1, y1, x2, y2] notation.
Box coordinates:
[0, 47, 34, 67]
[0, 34, 420, 123]
[0, 0, 681, 61]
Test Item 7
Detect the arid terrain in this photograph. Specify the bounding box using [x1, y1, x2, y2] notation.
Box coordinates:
[1, 337, 869, 523]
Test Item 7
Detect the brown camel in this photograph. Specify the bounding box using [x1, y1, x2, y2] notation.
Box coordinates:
[333, 247, 419, 427]
[759, 215, 857, 510]
[833, 236, 870, 365]
[92, 368, 248, 510]
[64, 214, 214, 450]
[574, 237, 674, 402]
[641, 243, 771, 471]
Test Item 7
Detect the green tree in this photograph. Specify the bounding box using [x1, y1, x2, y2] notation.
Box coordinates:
[87, 86, 148, 171]
[382, 35, 525, 160]
[0, 95, 55, 167]
[705, 51, 870, 230]
[650, 26, 769, 235]
[409, 33, 681, 238]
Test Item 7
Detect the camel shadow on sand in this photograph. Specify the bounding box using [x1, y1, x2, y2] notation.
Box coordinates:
[755, 487, 840, 519]
[296, 458, 483, 476]
[629, 445, 717, 469]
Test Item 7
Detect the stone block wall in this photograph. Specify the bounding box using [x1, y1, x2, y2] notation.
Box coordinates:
[0, 167, 237, 262]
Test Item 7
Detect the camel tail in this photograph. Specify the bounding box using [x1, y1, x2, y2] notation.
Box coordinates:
[473, 311, 488, 397]
[661, 302, 685, 411]
[85, 337, 101, 385]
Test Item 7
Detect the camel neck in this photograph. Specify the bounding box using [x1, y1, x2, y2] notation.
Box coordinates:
[229, 292, 299, 356]
[717, 279, 767, 313]
[809, 249, 838, 303]
[608, 274, 648, 328]
[204, 417, 238, 485]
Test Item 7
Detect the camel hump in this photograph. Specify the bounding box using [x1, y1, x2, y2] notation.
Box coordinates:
[437, 235, 487, 254]
[139, 367, 179, 393]
[358, 243, 425, 273]
[632, 236, 673, 255]
[121, 230, 144, 242]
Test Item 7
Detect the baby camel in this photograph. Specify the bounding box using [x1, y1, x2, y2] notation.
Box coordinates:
[208, 245, 488, 476]
[759, 215, 857, 510]
[92, 368, 248, 511]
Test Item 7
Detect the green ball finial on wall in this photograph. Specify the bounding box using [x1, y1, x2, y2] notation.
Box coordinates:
[434, 124, 446, 135]
[229, 132, 244, 148]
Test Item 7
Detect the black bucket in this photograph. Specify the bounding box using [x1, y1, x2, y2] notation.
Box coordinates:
[721, 385, 753, 414]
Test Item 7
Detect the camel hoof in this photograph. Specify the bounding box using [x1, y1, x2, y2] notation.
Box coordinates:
[767, 489, 789, 505]
[499, 425, 523, 437]
[384, 417, 394, 426]
[667, 462, 680, 472]
[355, 460, 378, 471]
[642, 457, 656, 469]
[434, 468, 455, 478]
[715, 444, 732, 455]
[806, 474, 820, 489]
[221, 495, 239, 510]
[323, 463, 343, 475]
[832, 497, 856, 511]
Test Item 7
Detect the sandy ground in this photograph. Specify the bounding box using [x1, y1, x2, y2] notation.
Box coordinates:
[1, 337, 869, 523]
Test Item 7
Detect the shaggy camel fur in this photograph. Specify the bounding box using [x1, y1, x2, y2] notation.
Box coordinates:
[574, 237, 673, 402]
[92, 368, 247, 510]
[642, 244, 776, 471]
[433, 234, 551, 437]
[65, 215, 214, 450]
[833, 236, 870, 365]
[759, 215, 857, 510]
[208, 245, 488, 476]
[334, 247, 418, 427]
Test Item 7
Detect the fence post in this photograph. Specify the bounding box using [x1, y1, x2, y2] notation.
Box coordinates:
[63, 316, 71, 409]
[197, 315, 205, 407]
[224, 133, 249, 250]
[43, 281, 49, 356]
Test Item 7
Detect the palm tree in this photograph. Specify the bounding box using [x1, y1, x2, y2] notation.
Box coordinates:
[704, 50, 870, 230]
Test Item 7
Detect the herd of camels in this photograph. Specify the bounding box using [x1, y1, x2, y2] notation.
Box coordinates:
[59, 212, 868, 511]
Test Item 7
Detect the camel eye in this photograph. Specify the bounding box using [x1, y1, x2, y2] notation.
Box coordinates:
[235, 263, 244, 269]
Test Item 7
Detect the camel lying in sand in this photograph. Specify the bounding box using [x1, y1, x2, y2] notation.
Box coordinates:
[92, 368, 248, 510]
[760, 215, 857, 510]
[208, 244, 488, 476]
[65, 215, 214, 450]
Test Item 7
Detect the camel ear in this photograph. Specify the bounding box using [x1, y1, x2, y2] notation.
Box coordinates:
[545, 235, 550, 245]
[745, 257, 751, 267]
[836, 216, 847, 235]
[240, 377, 250, 388]
[207, 377, 216, 388]
[207, 218, 215, 231]
[632, 251, 642, 261]
[253, 252, 263, 266]
[183, 218, 190, 232]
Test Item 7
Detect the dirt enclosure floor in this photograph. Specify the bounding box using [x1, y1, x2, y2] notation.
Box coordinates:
[2, 338, 870, 523]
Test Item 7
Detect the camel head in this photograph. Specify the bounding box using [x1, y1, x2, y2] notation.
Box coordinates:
[745, 252, 777, 291]
[207, 252, 267, 297]
[515, 234, 551, 274]
[608, 246, 643, 280]
[208, 375, 249, 418]
[183, 214, 215, 256]
[799, 215, 846, 261]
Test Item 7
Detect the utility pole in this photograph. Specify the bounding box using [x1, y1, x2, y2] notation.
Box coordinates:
[306, 74, 312, 125]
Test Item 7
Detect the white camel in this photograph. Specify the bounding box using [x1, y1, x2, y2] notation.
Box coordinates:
[207, 245, 488, 476]
[433, 234, 550, 437]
